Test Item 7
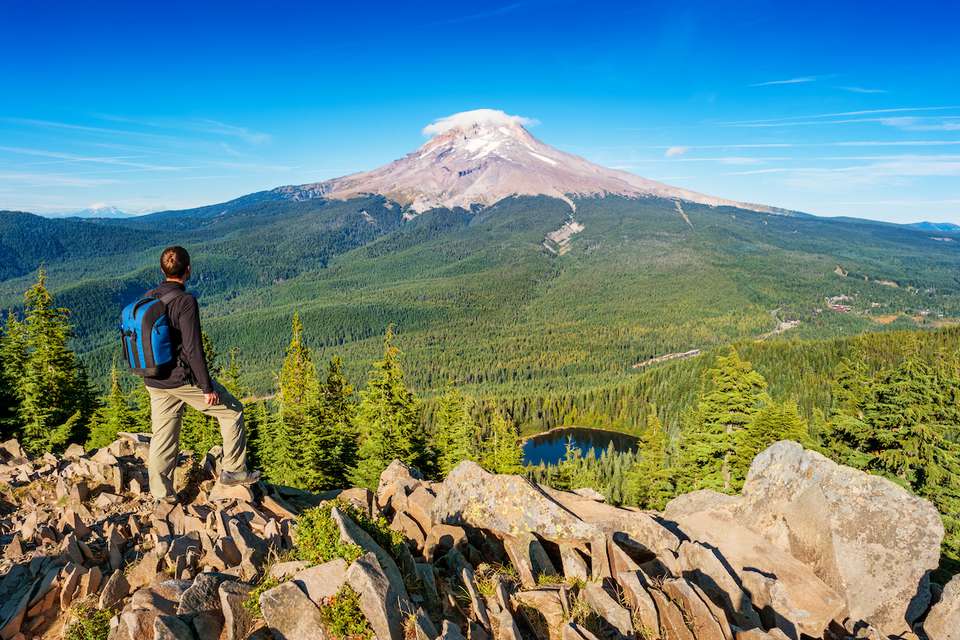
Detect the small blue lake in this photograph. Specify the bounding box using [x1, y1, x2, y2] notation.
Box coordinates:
[522, 427, 639, 466]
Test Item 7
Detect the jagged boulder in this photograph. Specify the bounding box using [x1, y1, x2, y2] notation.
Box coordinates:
[738, 441, 943, 636]
[259, 580, 328, 640]
[665, 491, 847, 637]
[431, 460, 600, 542]
[925, 575, 960, 640]
[347, 552, 414, 640]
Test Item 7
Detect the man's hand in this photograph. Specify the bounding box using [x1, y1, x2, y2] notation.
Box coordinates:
[204, 391, 220, 406]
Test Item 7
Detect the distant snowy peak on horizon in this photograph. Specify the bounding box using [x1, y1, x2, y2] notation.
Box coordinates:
[43, 204, 134, 219]
[273, 108, 783, 215]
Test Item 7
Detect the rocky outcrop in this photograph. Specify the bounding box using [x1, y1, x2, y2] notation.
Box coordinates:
[737, 441, 943, 636]
[925, 575, 960, 640]
[0, 436, 952, 640]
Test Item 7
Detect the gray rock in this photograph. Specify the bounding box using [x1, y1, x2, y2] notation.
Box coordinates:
[408, 608, 438, 640]
[615, 571, 660, 639]
[661, 577, 726, 640]
[650, 589, 695, 640]
[496, 609, 523, 640]
[259, 580, 328, 640]
[347, 552, 413, 640]
[502, 532, 558, 588]
[512, 589, 566, 640]
[558, 543, 590, 582]
[177, 572, 231, 616]
[218, 581, 256, 640]
[924, 574, 960, 640]
[154, 615, 196, 640]
[331, 506, 409, 602]
[582, 582, 633, 638]
[447, 548, 490, 628]
[99, 570, 131, 610]
[546, 487, 679, 555]
[738, 441, 943, 636]
[432, 461, 600, 543]
[676, 540, 761, 630]
[665, 493, 846, 638]
[440, 620, 467, 640]
[377, 459, 423, 511]
[391, 510, 427, 549]
[292, 559, 349, 605]
[268, 559, 311, 580]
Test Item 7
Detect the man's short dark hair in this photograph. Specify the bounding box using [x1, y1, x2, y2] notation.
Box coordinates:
[161, 246, 190, 279]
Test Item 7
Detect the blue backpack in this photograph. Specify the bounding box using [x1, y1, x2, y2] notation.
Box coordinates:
[119, 290, 181, 377]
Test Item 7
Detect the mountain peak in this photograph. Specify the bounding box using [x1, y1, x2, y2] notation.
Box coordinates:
[420, 108, 536, 138]
[276, 109, 780, 215]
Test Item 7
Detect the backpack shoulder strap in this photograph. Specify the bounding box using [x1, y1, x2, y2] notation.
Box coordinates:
[157, 288, 185, 307]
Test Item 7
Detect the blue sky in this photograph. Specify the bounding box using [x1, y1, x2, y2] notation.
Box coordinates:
[2, 0, 958, 223]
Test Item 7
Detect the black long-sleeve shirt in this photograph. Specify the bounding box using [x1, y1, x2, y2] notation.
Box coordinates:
[143, 281, 214, 393]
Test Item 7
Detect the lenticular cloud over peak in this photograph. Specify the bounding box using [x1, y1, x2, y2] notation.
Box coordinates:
[422, 109, 538, 136]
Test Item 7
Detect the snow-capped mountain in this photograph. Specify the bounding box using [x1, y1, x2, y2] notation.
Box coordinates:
[273, 109, 780, 215]
[44, 204, 134, 219]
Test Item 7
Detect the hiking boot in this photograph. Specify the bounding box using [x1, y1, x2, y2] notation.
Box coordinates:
[219, 469, 261, 486]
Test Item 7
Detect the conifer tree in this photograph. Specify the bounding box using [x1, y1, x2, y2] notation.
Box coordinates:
[316, 356, 358, 488]
[479, 411, 523, 474]
[825, 351, 960, 572]
[548, 437, 578, 490]
[737, 400, 809, 472]
[625, 411, 675, 509]
[15, 269, 93, 453]
[268, 312, 320, 488]
[130, 383, 153, 432]
[86, 364, 137, 449]
[675, 349, 768, 493]
[0, 311, 27, 439]
[352, 327, 432, 488]
[434, 383, 477, 476]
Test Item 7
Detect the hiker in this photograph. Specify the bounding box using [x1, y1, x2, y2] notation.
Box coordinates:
[137, 246, 259, 502]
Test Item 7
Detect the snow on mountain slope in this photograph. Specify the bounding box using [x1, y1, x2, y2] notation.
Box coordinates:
[274, 109, 782, 215]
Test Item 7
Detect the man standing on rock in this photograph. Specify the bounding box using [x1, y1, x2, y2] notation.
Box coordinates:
[144, 246, 259, 502]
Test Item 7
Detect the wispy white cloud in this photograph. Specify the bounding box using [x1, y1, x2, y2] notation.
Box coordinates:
[750, 76, 819, 87]
[0, 145, 184, 171]
[721, 157, 960, 183]
[428, 1, 530, 25]
[190, 119, 271, 144]
[838, 86, 888, 94]
[96, 114, 271, 144]
[0, 171, 120, 187]
[0, 117, 178, 141]
[880, 116, 960, 132]
[664, 146, 689, 157]
[721, 105, 960, 126]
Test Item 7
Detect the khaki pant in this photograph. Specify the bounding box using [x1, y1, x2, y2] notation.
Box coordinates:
[146, 380, 247, 499]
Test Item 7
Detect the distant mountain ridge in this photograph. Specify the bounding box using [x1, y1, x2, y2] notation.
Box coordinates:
[908, 221, 960, 232]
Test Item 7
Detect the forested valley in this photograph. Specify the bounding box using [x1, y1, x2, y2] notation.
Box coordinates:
[2, 269, 959, 581]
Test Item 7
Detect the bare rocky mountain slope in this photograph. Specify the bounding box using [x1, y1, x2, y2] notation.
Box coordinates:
[0, 437, 956, 640]
[271, 109, 783, 215]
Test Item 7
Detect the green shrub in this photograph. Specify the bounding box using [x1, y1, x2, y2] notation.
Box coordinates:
[318, 585, 374, 640]
[294, 501, 363, 564]
[64, 603, 112, 640]
[242, 576, 280, 620]
[340, 502, 406, 560]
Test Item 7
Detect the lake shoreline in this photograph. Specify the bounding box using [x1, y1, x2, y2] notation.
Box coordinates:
[520, 424, 640, 444]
